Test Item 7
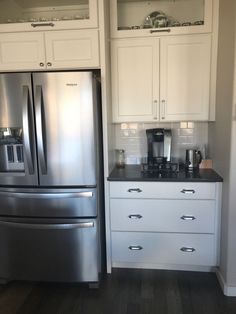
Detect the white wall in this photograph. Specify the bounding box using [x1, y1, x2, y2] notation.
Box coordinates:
[226, 11, 236, 286]
[208, 0, 236, 291]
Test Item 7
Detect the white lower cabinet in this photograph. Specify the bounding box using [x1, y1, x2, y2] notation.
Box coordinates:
[110, 199, 216, 233]
[109, 181, 221, 270]
[112, 232, 215, 266]
[0, 29, 100, 71]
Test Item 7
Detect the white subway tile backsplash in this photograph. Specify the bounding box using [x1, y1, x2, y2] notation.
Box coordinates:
[114, 122, 209, 163]
[180, 122, 188, 129]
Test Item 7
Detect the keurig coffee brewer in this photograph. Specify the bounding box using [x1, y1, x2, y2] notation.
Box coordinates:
[146, 128, 172, 164]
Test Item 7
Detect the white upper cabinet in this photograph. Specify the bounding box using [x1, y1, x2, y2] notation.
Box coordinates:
[112, 34, 211, 122]
[0, 32, 45, 71]
[0, 0, 98, 33]
[45, 29, 100, 69]
[160, 34, 211, 121]
[111, 38, 159, 122]
[0, 29, 100, 71]
[110, 0, 213, 38]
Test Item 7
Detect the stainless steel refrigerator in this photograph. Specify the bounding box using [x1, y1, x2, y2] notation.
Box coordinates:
[0, 72, 104, 284]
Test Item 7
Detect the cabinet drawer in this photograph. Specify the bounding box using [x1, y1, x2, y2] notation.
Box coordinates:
[109, 182, 216, 200]
[110, 199, 215, 233]
[112, 232, 216, 267]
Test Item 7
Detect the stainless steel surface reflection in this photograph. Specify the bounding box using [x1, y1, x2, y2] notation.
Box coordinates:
[0, 188, 97, 217]
[0, 217, 99, 282]
[0, 72, 103, 284]
[33, 72, 96, 186]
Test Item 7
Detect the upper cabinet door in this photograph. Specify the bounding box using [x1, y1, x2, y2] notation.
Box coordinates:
[0, 0, 98, 33]
[0, 32, 45, 71]
[160, 34, 211, 121]
[44, 29, 100, 69]
[110, 0, 213, 38]
[112, 38, 159, 122]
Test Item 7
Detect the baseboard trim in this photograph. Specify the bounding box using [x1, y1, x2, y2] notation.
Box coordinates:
[216, 269, 236, 296]
[112, 262, 215, 273]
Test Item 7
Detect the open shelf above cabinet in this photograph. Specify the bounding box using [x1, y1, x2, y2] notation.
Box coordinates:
[110, 0, 213, 38]
[0, 0, 98, 32]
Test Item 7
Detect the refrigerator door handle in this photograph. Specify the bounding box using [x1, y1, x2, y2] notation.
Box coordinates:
[22, 86, 34, 174]
[0, 191, 93, 199]
[35, 85, 47, 175]
[0, 220, 94, 230]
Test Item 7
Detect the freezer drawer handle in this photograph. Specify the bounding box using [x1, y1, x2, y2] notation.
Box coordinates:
[181, 189, 196, 194]
[128, 188, 142, 193]
[0, 220, 94, 230]
[181, 215, 196, 221]
[180, 247, 196, 253]
[23, 86, 34, 174]
[129, 245, 143, 251]
[128, 214, 143, 219]
[0, 191, 93, 199]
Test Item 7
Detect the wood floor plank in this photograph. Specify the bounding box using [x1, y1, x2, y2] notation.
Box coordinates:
[0, 282, 33, 314]
[0, 269, 235, 314]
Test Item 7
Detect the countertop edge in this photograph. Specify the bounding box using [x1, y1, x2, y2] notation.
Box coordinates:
[107, 165, 223, 183]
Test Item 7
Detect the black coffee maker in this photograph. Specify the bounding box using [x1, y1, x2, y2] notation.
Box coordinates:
[146, 128, 172, 164]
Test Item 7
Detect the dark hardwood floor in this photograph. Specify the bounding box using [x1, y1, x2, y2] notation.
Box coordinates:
[0, 269, 236, 314]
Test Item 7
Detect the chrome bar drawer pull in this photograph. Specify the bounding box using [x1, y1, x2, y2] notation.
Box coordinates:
[180, 247, 196, 253]
[150, 29, 171, 33]
[128, 214, 143, 219]
[129, 245, 143, 251]
[181, 189, 196, 194]
[31, 22, 55, 28]
[127, 188, 142, 193]
[181, 215, 196, 221]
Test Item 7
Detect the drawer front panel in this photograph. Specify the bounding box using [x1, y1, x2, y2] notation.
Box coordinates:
[110, 199, 215, 233]
[110, 182, 216, 200]
[112, 232, 216, 266]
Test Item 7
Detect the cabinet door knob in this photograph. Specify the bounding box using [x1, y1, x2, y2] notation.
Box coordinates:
[47, 62, 52, 67]
[39, 62, 44, 67]
[180, 247, 196, 253]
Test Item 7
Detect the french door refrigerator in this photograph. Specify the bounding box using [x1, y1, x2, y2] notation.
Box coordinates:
[0, 72, 104, 283]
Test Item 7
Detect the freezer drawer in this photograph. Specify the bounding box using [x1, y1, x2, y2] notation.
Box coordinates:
[0, 188, 97, 217]
[0, 217, 99, 282]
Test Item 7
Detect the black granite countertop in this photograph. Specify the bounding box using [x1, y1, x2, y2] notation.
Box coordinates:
[108, 165, 223, 182]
